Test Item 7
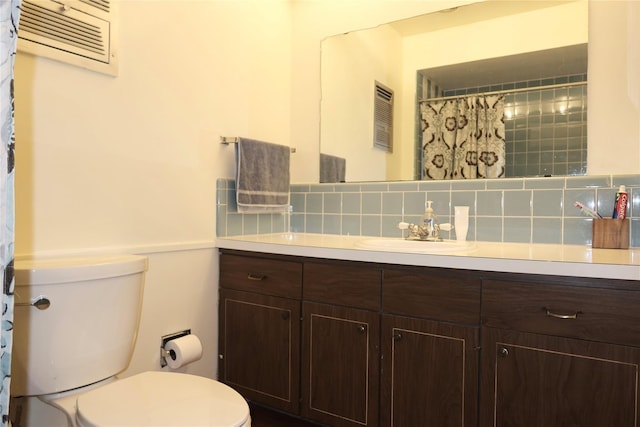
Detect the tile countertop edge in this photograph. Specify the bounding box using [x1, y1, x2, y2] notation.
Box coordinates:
[215, 234, 640, 281]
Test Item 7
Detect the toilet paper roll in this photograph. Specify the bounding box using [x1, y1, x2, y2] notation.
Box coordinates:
[164, 334, 203, 369]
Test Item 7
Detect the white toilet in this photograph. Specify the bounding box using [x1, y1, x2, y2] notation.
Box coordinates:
[11, 254, 251, 427]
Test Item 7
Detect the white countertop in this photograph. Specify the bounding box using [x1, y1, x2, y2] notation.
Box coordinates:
[216, 233, 640, 281]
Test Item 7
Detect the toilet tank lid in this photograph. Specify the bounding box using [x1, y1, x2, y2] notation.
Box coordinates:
[14, 254, 148, 286]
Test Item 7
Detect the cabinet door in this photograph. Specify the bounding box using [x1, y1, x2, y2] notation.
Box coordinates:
[481, 327, 640, 427]
[302, 302, 380, 427]
[380, 314, 479, 427]
[219, 289, 301, 414]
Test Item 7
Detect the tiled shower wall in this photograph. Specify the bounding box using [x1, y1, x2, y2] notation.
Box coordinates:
[217, 175, 640, 247]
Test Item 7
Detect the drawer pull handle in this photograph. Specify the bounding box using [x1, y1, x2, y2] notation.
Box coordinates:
[544, 307, 582, 319]
[247, 273, 266, 281]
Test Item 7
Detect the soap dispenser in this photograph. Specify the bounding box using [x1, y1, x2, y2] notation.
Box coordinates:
[422, 201, 438, 240]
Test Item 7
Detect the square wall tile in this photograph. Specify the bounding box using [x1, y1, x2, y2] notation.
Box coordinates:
[362, 193, 382, 214]
[564, 189, 596, 217]
[477, 191, 503, 216]
[404, 191, 426, 216]
[290, 213, 305, 233]
[532, 218, 563, 244]
[504, 217, 532, 243]
[342, 215, 361, 236]
[291, 193, 306, 213]
[305, 214, 323, 233]
[451, 192, 476, 215]
[306, 193, 323, 214]
[563, 217, 593, 245]
[323, 214, 341, 235]
[242, 214, 258, 235]
[382, 215, 403, 237]
[504, 191, 532, 217]
[342, 193, 361, 214]
[533, 190, 563, 216]
[362, 215, 382, 237]
[324, 193, 342, 214]
[476, 217, 502, 242]
[382, 192, 403, 215]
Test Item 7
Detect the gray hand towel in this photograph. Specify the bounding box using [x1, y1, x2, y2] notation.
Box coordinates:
[320, 153, 346, 183]
[236, 138, 290, 213]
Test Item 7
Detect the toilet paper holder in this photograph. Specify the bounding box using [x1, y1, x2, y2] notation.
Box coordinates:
[160, 329, 191, 368]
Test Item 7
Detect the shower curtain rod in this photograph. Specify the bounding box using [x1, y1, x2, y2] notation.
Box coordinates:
[418, 80, 587, 103]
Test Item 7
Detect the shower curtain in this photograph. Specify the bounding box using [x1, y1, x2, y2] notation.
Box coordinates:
[1, 1, 20, 425]
[420, 95, 505, 180]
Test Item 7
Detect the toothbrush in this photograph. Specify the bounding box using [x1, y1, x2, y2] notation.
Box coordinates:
[574, 201, 602, 219]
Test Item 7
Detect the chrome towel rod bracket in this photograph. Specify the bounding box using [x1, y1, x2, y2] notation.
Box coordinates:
[220, 136, 296, 153]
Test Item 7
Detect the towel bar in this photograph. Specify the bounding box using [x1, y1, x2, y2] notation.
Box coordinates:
[221, 136, 296, 153]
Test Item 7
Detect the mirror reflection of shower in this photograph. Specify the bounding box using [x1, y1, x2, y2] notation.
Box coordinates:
[418, 44, 588, 179]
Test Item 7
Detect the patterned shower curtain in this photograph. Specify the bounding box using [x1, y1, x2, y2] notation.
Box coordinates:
[420, 95, 505, 180]
[1, 1, 20, 425]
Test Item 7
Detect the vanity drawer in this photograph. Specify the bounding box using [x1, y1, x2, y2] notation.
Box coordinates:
[303, 261, 381, 310]
[220, 253, 302, 299]
[482, 279, 640, 347]
[383, 268, 481, 325]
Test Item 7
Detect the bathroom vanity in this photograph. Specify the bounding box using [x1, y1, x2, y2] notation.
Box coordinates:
[217, 234, 640, 427]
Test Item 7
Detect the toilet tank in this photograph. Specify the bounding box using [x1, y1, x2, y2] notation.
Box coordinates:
[11, 254, 148, 397]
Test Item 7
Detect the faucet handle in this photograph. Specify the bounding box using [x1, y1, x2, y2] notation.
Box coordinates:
[398, 222, 410, 230]
[439, 223, 453, 232]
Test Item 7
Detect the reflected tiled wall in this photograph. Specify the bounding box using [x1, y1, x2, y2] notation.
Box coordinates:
[217, 175, 640, 247]
[421, 74, 589, 178]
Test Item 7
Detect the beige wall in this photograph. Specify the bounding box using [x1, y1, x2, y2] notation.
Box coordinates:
[588, 0, 640, 175]
[11, 0, 640, 424]
[14, 1, 292, 424]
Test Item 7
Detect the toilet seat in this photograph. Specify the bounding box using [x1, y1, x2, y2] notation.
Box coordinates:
[75, 371, 250, 427]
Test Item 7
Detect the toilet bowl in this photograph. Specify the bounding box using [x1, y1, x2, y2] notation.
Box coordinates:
[11, 255, 250, 427]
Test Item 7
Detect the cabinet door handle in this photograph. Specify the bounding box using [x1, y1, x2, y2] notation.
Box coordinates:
[281, 311, 290, 320]
[498, 347, 509, 358]
[544, 307, 582, 319]
[357, 325, 367, 334]
[247, 273, 266, 281]
[392, 332, 403, 341]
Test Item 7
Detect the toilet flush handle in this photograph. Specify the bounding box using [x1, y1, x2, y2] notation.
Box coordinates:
[16, 295, 51, 310]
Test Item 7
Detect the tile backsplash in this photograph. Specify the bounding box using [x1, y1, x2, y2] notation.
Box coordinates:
[217, 175, 640, 247]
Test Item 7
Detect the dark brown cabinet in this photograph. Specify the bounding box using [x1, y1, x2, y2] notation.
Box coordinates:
[480, 278, 640, 427]
[302, 261, 381, 427]
[219, 249, 640, 427]
[381, 315, 479, 427]
[218, 252, 303, 414]
[381, 267, 481, 427]
[480, 327, 640, 427]
[302, 302, 380, 426]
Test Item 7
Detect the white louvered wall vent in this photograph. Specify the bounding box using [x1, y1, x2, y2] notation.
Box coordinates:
[373, 81, 393, 153]
[18, 0, 118, 76]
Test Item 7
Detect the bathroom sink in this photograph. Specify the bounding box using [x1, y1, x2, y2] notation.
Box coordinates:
[355, 238, 476, 254]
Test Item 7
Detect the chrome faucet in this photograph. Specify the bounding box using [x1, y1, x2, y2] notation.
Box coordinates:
[398, 221, 442, 241]
[398, 200, 452, 241]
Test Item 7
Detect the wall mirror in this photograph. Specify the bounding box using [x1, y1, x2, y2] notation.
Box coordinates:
[319, 0, 588, 183]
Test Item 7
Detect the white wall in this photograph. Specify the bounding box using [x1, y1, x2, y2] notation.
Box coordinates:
[14, 1, 291, 424]
[11, 0, 640, 424]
